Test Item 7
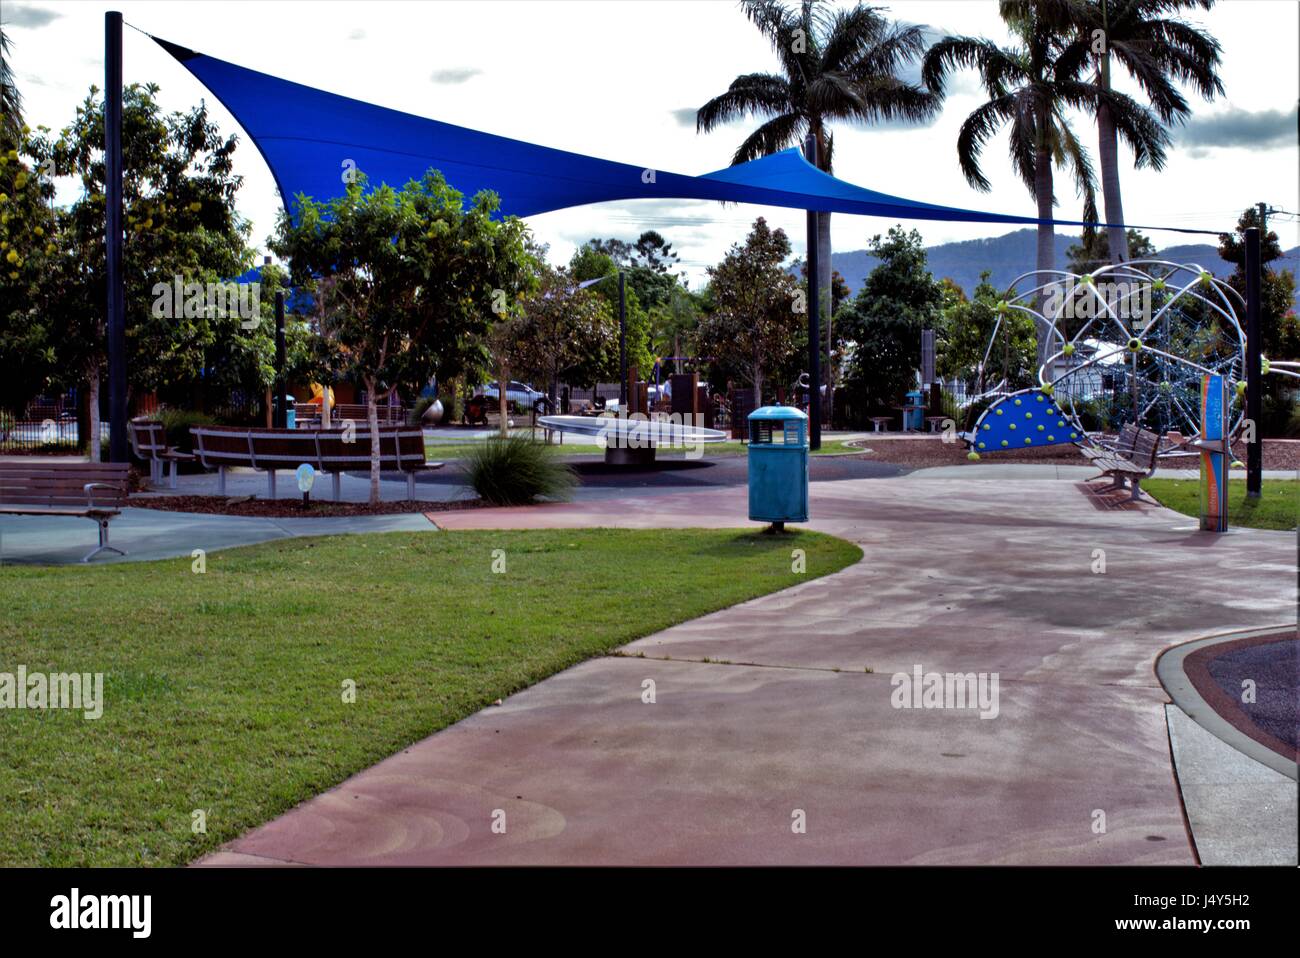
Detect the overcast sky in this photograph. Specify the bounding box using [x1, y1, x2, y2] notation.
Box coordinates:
[4, 0, 1298, 287]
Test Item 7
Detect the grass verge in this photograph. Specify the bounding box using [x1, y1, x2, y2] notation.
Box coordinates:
[0, 527, 860, 866]
[1143, 478, 1298, 531]
[428, 437, 866, 459]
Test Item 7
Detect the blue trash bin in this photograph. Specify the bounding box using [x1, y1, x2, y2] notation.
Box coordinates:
[283, 395, 296, 429]
[747, 405, 809, 527]
[904, 390, 924, 431]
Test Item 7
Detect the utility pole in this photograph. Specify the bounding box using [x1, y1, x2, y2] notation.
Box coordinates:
[618, 271, 627, 405]
[1244, 227, 1262, 499]
[273, 290, 286, 427]
[803, 134, 821, 450]
[105, 12, 127, 462]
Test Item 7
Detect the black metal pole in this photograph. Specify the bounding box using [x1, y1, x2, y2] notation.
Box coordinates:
[618, 271, 627, 405]
[273, 290, 286, 427]
[1244, 226, 1262, 498]
[105, 11, 128, 462]
[803, 134, 821, 450]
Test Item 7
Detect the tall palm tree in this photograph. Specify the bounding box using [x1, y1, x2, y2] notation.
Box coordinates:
[697, 0, 938, 418]
[1053, 0, 1224, 264]
[1, 24, 24, 138]
[922, 3, 1159, 365]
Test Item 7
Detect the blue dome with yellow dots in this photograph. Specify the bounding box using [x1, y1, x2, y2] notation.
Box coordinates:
[965, 388, 1080, 452]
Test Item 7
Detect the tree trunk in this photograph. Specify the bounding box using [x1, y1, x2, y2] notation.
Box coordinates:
[818, 209, 833, 426]
[86, 366, 101, 462]
[752, 369, 763, 412]
[497, 360, 509, 437]
[365, 377, 381, 505]
[1097, 100, 1128, 266]
[1034, 142, 1056, 373]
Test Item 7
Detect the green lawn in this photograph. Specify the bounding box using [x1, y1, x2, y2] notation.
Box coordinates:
[0, 528, 860, 866]
[1143, 478, 1299, 531]
[427, 437, 865, 459]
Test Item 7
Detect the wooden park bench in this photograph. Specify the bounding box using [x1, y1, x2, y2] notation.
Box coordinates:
[0, 461, 131, 561]
[190, 425, 443, 500]
[1087, 424, 1163, 500]
[127, 419, 195, 489]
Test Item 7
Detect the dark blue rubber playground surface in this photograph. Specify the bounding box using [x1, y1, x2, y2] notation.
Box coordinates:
[1192, 633, 1298, 757]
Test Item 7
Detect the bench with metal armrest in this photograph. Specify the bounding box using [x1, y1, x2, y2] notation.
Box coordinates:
[0, 461, 131, 561]
[1088, 425, 1163, 500]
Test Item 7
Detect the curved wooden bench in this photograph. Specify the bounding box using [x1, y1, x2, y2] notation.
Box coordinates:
[128, 418, 195, 489]
[190, 425, 443, 500]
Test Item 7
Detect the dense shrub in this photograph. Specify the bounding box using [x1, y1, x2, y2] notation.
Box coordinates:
[461, 435, 576, 505]
[154, 409, 216, 454]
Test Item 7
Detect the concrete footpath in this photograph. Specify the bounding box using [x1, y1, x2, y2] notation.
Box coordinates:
[200, 476, 1295, 866]
[0, 507, 435, 565]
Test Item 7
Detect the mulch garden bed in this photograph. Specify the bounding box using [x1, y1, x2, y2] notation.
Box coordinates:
[129, 495, 491, 518]
[849, 436, 1300, 471]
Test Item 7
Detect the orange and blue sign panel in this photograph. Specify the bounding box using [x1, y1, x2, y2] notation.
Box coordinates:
[1199, 374, 1228, 532]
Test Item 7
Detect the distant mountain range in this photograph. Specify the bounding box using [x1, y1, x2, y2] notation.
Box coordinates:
[808, 228, 1300, 307]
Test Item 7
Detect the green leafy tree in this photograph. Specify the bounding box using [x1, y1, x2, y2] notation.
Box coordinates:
[25, 83, 252, 456]
[938, 270, 1037, 394]
[1218, 207, 1300, 432]
[0, 116, 60, 415]
[697, 0, 938, 414]
[838, 227, 944, 413]
[497, 263, 618, 413]
[1066, 227, 1155, 274]
[569, 242, 654, 378]
[648, 284, 704, 371]
[694, 217, 801, 407]
[631, 230, 681, 276]
[273, 170, 530, 502]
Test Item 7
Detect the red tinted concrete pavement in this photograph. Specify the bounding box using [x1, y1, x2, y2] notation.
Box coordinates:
[199, 477, 1294, 865]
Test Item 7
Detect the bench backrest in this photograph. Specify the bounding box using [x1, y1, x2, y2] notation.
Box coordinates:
[1130, 427, 1162, 469]
[0, 461, 130, 509]
[127, 419, 167, 461]
[190, 426, 426, 473]
[1114, 423, 1141, 456]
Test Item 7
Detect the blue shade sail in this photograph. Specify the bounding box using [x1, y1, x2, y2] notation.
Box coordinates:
[153, 35, 1217, 236]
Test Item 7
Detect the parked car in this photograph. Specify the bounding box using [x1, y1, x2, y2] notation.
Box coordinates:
[480, 380, 552, 413]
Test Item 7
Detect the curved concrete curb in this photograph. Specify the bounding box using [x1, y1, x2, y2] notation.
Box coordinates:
[1155, 626, 1297, 780]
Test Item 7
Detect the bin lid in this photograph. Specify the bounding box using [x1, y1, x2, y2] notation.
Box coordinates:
[748, 405, 807, 421]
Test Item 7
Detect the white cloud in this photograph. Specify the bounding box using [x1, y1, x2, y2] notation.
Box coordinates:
[0, 3, 64, 29]
[5, 0, 1297, 283]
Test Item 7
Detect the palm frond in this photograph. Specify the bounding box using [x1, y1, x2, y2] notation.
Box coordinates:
[955, 96, 1015, 191]
[922, 36, 1024, 99]
[696, 73, 793, 132]
[731, 112, 807, 165]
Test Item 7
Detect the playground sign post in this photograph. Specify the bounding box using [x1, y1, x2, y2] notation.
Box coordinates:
[1195, 373, 1230, 532]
